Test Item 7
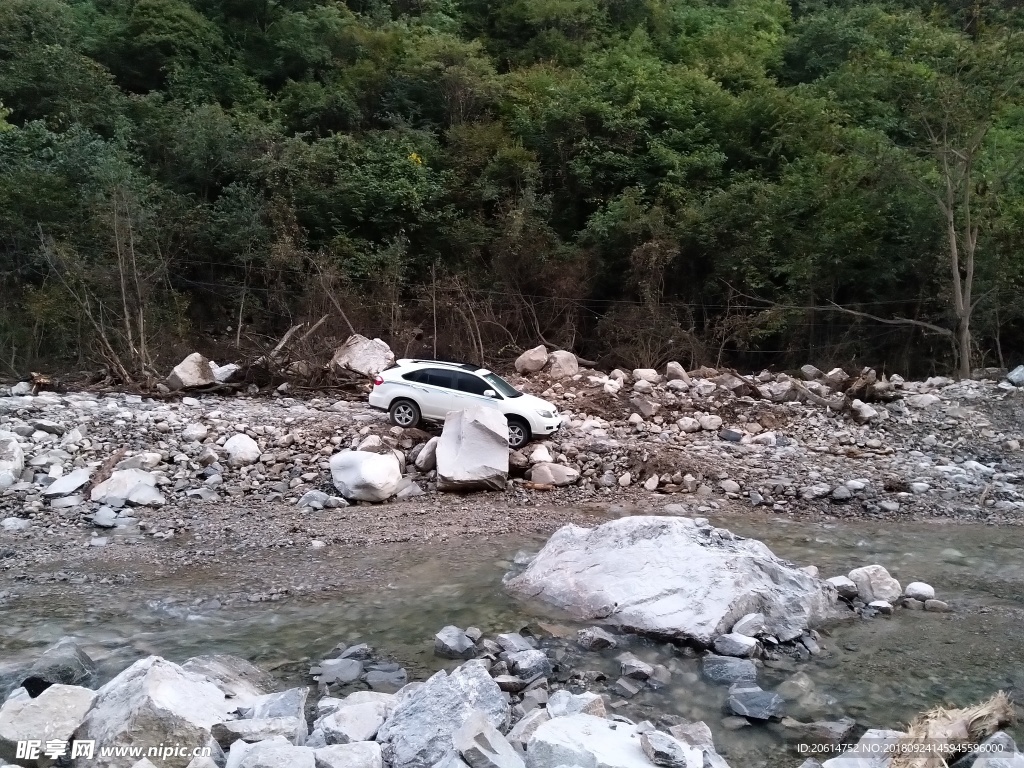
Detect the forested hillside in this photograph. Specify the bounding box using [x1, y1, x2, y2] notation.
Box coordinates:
[1, 0, 1022, 380]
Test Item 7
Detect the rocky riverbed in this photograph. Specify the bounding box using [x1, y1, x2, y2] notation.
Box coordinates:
[0, 364, 1022, 767]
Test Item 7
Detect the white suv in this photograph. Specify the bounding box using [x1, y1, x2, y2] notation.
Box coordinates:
[368, 359, 563, 449]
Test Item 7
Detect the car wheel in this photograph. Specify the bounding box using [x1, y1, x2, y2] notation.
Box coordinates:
[507, 418, 530, 450]
[389, 399, 421, 428]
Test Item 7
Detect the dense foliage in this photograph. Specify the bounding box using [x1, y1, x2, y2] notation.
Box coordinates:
[1, 0, 1022, 377]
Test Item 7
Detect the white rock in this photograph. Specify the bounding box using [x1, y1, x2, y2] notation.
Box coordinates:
[632, 369, 661, 383]
[506, 516, 837, 645]
[75, 656, 241, 768]
[731, 613, 766, 637]
[316, 701, 387, 744]
[0, 684, 96, 763]
[90, 468, 157, 504]
[1005, 365, 1024, 387]
[507, 709, 550, 752]
[436, 407, 509, 492]
[224, 434, 261, 467]
[906, 394, 941, 408]
[546, 351, 579, 380]
[453, 710, 524, 768]
[330, 335, 395, 378]
[697, 414, 723, 431]
[665, 362, 690, 383]
[546, 690, 605, 719]
[904, 582, 935, 601]
[330, 451, 402, 502]
[1, 518, 29, 532]
[713, 633, 758, 658]
[848, 565, 902, 603]
[167, 353, 217, 390]
[525, 714, 697, 768]
[314, 742, 384, 768]
[677, 418, 701, 433]
[212, 363, 241, 383]
[0, 432, 24, 488]
[182, 423, 209, 442]
[515, 346, 549, 374]
[849, 399, 878, 424]
[529, 445, 553, 464]
[528, 463, 580, 487]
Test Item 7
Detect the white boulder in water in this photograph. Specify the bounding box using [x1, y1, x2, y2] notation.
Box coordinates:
[505, 516, 837, 645]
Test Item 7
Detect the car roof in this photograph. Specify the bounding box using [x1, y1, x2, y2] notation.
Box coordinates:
[393, 359, 489, 374]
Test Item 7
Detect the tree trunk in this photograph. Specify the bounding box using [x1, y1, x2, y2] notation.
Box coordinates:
[957, 317, 971, 380]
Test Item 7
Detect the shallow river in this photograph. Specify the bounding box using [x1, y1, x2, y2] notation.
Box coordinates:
[2, 508, 1022, 767]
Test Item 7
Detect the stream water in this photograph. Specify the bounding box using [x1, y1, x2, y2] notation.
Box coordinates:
[2, 508, 1022, 767]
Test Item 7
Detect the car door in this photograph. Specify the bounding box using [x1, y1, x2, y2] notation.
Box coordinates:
[452, 372, 504, 414]
[416, 368, 460, 420]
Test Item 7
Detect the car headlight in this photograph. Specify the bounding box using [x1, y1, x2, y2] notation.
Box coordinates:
[536, 409, 555, 419]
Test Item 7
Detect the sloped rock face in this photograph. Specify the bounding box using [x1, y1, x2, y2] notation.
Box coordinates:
[505, 516, 837, 645]
[167, 353, 217, 390]
[436, 408, 509, 493]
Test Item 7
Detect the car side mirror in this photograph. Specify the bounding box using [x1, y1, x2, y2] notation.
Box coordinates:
[483, 389, 498, 398]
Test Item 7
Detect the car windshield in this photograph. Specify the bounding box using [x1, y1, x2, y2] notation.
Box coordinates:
[483, 373, 522, 398]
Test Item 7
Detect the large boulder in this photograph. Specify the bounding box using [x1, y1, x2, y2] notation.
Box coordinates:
[376, 660, 509, 768]
[505, 516, 837, 645]
[167, 353, 217, 390]
[546, 352, 578, 380]
[0, 432, 24, 488]
[75, 656, 243, 768]
[28, 637, 97, 687]
[0, 684, 97, 764]
[515, 346, 548, 375]
[330, 335, 395, 378]
[436, 408, 509, 493]
[330, 451, 402, 502]
[180, 655, 276, 703]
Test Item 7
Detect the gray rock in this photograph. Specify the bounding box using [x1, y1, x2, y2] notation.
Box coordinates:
[546, 351, 578, 380]
[167, 353, 217, 390]
[248, 688, 308, 720]
[712, 633, 757, 658]
[508, 651, 550, 680]
[453, 710, 524, 768]
[952, 733, 1018, 768]
[701, 655, 757, 686]
[42, 467, 92, 497]
[0, 684, 97, 764]
[28, 637, 97, 687]
[311, 658, 364, 686]
[639, 731, 691, 768]
[435, 627, 477, 660]
[238, 743, 316, 768]
[505, 516, 837, 645]
[507, 709, 550, 752]
[212, 717, 307, 748]
[825, 576, 859, 600]
[1005, 365, 1024, 387]
[925, 599, 951, 612]
[528, 463, 580, 487]
[364, 667, 408, 692]
[314, 742, 384, 768]
[376, 661, 508, 768]
[731, 613, 765, 637]
[727, 685, 784, 721]
[181, 655, 276, 703]
[75, 656, 243, 768]
[667, 722, 714, 750]
[545, 690, 605, 719]
[618, 654, 653, 680]
[436, 408, 509, 492]
[495, 634, 534, 653]
[576, 627, 617, 650]
[613, 677, 642, 698]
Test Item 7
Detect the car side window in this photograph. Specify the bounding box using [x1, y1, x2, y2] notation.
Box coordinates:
[421, 369, 455, 389]
[402, 370, 424, 383]
[454, 372, 491, 396]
